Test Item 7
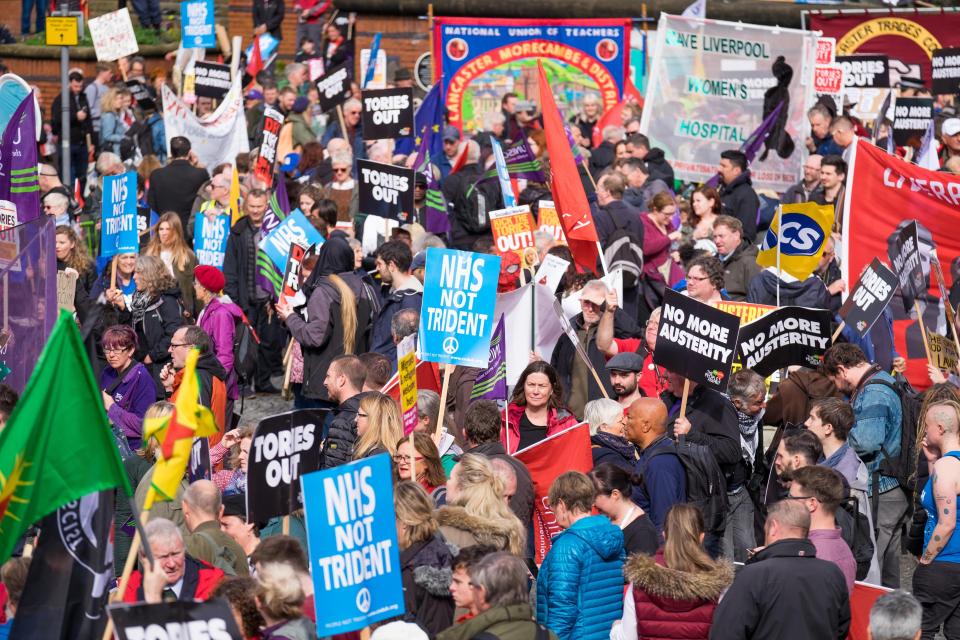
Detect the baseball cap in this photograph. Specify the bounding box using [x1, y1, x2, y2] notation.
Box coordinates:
[245, 89, 264, 101]
[442, 125, 461, 142]
[943, 118, 960, 137]
[411, 252, 427, 271]
[605, 352, 645, 373]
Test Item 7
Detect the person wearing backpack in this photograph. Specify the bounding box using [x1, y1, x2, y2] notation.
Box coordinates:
[627, 397, 687, 533]
[194, 266, 244, 422]
[595, 173, 645, 318]
[181, 480, 249, 577]
[443, 139, 503, 251]
[664, 369, 743, 557]
[822, 343, 908, 589]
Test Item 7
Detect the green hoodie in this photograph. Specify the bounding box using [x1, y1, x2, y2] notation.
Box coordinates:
[436, 604, 558, 640]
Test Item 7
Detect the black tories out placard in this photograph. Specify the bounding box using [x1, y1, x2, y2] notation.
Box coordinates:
[652, 288, 740, 392]
[839, 258, 898, 338]
[932, 48, 960, 96]
[357, 159, 416, 222]
[194, 61, 232, 100]
[836, 55, 890, 88]
[246, 409, 327, 522]
[109, 600, 243, 640]
[315, 62, 353, 113]
[736, 306, 833, 377]
[893, 97, 933, 146]
[888, 220, 925, 310]
[362, 87, 414, 139]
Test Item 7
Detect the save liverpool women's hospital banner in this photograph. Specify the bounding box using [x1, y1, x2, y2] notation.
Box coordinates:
[434, 18, 630, 131]
[640, 14, 818, 192]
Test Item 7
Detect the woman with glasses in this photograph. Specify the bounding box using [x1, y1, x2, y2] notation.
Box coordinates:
[684, 254, 725, 305]
[321, 97, 364, 160]
[145, 212, 198, 317]
[320, 151, 357, 226]
[395, 432, 448, 506]
[585, 398, 637, 473]
[504, 361, 577, 454]
[122, 255, 185, 395]
[353, 392, 404, 460]
[641, 191, 684, 312]
[99, 324, 157, 452]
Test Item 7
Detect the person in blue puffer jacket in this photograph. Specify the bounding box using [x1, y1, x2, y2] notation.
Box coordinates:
[537, 471, 625, 640]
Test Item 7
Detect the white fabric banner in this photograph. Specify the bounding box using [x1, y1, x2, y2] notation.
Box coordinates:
[640, 14, 818, 192]
[495, 283, 563, 388]
[162, 77, 249, 171]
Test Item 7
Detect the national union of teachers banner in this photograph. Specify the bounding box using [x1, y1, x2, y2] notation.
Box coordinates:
[434, 18, 630, 131]
[640, 14, 818, 191]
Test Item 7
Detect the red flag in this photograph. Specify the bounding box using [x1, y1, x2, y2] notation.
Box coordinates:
[514, 422, 593, 563]
[246, 37, 264, 85]
[848, 582, 891, 640]
[382, 360, 441, 403]
[449, 142, 468, 175]
[73, 178, 84, 210]
[592, 79, 644, 148]
[537, 62, 599, 273]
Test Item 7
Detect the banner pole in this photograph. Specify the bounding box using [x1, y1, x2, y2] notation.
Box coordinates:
[931, 253, 960, 359]
[104, 490, 155, 640]
[589, 361, 611, 399]
[428, 4, 435, 83]
[597, 241, 610, 276]
[775, 204, 782, 308]
[831, 320, 846, 344]
[434, 365, 454, 440]
[678, 377, 690, 422]
[282, 515, 290, 536]
[337, 104, 348, 139]
[915, 300, 935, 366]
[110, 255, 118, 291]
[3, 273, 7, 332]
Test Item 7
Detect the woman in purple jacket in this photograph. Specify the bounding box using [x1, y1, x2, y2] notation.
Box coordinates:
[99, 325, 157, 452]
[194, 266, 243, 416]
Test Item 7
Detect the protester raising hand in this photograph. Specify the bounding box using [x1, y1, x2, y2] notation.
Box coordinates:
[220, 428, 244, 449]
[140, 558, 169, 604]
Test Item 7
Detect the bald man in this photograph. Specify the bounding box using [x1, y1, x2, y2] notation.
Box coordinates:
[181, 479, 248, 577]
[914, 401, 960, 637]
[626, 398, 686, 532]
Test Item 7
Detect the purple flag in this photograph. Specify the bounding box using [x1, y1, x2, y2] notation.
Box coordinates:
[255, 190, 287, 298]
[564, 124, 586, 166]
[470, 316, 506, 401]
[0, 92, 40, 226]
[0, 216, 58, 393]
[705, 100, 784, 189]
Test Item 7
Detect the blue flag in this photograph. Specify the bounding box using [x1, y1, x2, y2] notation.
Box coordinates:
[491, 139, 517, 208]
[414, 83, 445, 167]
[362, 33, 382, 90]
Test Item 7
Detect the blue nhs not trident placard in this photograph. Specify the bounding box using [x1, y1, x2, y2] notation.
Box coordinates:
[100, 172, 138, 258]
[181, 0, 216, 49]
[419, 248, 501, 368]
[302, 453, 404, 635]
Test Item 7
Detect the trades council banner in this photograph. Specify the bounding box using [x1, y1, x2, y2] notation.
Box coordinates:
[434, 18, 629, 131]
[640, 14, 817, 192]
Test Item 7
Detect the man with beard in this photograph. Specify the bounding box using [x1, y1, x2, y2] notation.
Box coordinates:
[605, 353, 644, 408]
[773, 429, 823, 491]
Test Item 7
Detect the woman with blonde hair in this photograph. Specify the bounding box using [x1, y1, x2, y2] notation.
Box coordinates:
[123, 255, 184, 392]
[99, 85, 131, 157]
[437, 453, 526, 556]
[394, 481, 455, 636]
[255, 562, 317, 640]
[145, 212, 198, 316]
[276, 236, 375, 407]
[615, 504, 733, 640]
[55, 225, 97, 320]
[353, 392, 404, 459]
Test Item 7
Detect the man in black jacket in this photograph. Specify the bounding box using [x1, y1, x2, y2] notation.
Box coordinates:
[717, 149, 760, 243]
[253, 0, 285, 41]
[443, 140, 502, 251]
[625, 133, 676, 187]
[147, 137, 210, 229]
[51, 71, 93, 194]
[711, 499, 851, 640]
[321, 355, 364, 469]
[223, 189, 282, 393]
[663, 368, 743, 557]
[462, 401, 534, 531]
[594, 172, 644, 246]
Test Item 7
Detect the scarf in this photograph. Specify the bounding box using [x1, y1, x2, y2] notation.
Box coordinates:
[736, 408, 763, 465]
[129, 289, 153, 325]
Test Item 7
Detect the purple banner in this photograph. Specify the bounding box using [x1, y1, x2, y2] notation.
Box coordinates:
[0, 216, 58, 392]
[0, 92, 40, 226]
[470, 315, 506, 401]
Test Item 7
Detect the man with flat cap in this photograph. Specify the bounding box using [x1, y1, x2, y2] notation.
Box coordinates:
[606, 352, 645, 409]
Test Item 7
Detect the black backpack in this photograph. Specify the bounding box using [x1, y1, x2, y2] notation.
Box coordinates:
[602, 213, 644, 290]
[837, 496, 875, 581]
[233, 312, 260, 385]
[861, 373, 922, 492]
[458, 179, 503, 235]
[643, 437, 729, 534]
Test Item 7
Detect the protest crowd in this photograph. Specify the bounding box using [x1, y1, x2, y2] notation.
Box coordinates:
[4, 0, 960, 639]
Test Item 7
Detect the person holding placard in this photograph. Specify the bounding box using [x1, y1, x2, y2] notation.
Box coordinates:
[372, 241, 424, 366]
[504, 362, 578, 454]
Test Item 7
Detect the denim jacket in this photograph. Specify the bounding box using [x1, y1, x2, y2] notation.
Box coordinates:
[850, 368, 902, 495]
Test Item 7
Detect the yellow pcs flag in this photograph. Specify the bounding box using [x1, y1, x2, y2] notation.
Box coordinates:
[142, 348, 218, 505]
[756, 202, 835, 282]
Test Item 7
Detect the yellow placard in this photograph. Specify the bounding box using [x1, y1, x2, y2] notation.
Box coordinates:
[397, 334, 418, 432]
[46, 16, 79, 46]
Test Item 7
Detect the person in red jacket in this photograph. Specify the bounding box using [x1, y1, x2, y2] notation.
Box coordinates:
[123, 518, 224, 603]
[613, 504, 733, 640]
[503, 362, 578, 454]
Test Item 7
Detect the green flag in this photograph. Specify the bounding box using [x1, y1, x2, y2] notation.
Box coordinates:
[0, 310, 131, 563]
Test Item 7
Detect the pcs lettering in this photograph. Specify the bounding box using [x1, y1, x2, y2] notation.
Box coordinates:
[361, 88, 414, 139]
[357, 159, 415, 222]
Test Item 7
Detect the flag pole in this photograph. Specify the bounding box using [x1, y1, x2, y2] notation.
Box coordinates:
[433, 365, 454, 441]
[597, 242, 610, 276]
[775, 204, 782, 308]
[831, 321, 846, 344]
[103, 489, 156, 640]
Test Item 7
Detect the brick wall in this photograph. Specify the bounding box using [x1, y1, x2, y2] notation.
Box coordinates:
[354, 14, 430, 79]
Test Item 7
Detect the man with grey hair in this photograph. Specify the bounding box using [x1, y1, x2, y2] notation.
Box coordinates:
[391, 308, 419, 346]
[551, 280, 620, 417]
[723, 368, 765, 562]
[436, 551, 558, 639]
[868, 591, 921, 640]
[481, 111, 506, 139]
[285, 62, 307, 95]
[590, 125, 625, 177]
[181, 479, 248, 577]
[783, 154, 822, 204]
[585, 397, 637, 472]
[122, 517, 226, 603]
[322, 98, 364, 159]
[712, 499, 851, 640]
